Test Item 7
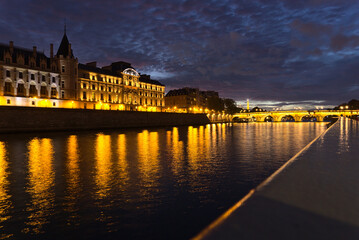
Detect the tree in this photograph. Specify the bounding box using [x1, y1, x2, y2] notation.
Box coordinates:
[223, 98, 240, 114]
[207, 96, 224, 112]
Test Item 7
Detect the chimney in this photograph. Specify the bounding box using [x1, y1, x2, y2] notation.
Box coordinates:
[33, 46, 37, 56]
[50, 43, 53, 58]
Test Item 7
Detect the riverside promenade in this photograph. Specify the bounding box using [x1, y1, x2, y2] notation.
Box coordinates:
[195, 117, 359, 239]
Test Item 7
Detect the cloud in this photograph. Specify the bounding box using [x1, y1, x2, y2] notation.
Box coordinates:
[0, 0, 358, 108]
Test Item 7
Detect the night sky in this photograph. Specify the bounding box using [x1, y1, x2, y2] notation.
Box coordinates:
[1, 0, 359, 109]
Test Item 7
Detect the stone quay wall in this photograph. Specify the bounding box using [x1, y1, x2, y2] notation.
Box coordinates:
[0, 106, 211, 133]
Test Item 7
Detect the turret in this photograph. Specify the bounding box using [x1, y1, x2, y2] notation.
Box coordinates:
[55, 30, 78, 100]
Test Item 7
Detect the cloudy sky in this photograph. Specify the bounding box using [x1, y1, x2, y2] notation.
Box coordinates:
[1, 0, 359, 109]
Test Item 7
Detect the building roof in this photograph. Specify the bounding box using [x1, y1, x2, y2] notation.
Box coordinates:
[0, 43, 51, 68]
[56, 33, 73, 57]
[78, 63, 118, 77]
[140, 74, 164, 86]
[166, 87, 199, 97]
[79, 63, 165, 86]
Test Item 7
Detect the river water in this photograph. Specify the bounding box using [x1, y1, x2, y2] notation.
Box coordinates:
[0, 122, 327, 239]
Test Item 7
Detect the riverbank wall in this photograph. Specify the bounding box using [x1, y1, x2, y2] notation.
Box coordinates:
[195, 117, 359, 239]
[0, 106, 211, 133]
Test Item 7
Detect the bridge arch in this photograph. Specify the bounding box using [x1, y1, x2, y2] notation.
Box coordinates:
[281, 115, 295, 122]
[264, 115, 273, 122]
[301, 115, 317, 122]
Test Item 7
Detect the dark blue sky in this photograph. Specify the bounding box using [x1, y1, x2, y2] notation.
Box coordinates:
[1, 0, 359, 109]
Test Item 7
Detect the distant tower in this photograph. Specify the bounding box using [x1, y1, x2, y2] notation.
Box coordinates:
[247, 99, 250, 110]
[55, 26, 78, 100]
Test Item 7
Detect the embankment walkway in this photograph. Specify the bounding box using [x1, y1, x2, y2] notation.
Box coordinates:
[195, 117, 359, 239]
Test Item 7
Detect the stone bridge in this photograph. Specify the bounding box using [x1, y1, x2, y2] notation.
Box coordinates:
[231, 110, 359, 122]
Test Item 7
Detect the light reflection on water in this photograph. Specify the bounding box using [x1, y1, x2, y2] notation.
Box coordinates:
[24, 138, 55, 235]
[0, 122, 327, 239]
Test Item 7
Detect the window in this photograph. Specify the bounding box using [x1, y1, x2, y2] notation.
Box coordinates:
[108, 95, 112, 102]
[92, 84, 95, 90]
[84, 103, 87, 109]
[51, 87, 57, 97]
[53, 102, 56, 107]
[62, 66, 65, 72]
[31, 74, 35, 80]
[83, 83, 87, 89]
[52, 77, 56, 83]
[100, 94, 104, 101]
[7, 99, 10, 104]
[40, 86, 47, 97]
[61, 91, 65, 98]
[32, 101, 35, 106]
[19, 72, 23, 79]
[42, 75, 46, 82]
[29, 85, 37, 96]
[116, 80, 119, 84]
[30, 62, 34, 68]
[61, 81, 65, 88]
[4, 82, 12, 94]
[109, 87, 111, 92]
[6, 70, 10, 77]
[100, 86, 104, 91]
[17, 84, 25, 96]
[92, 76, 95, 80]
[5, 58, 10, 64]
[83, 91, 87, 99]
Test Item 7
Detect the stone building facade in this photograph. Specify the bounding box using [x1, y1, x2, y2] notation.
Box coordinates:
[0, 32, 165, 111]
[165, 87, 219, 113]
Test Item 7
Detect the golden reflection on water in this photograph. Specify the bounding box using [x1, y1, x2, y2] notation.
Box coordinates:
[95, 134, 112, 199]
[117, 134, 129, 187]
[64, 135, 80, 224]
[137, 130, 159, 188]
[24, 138, 55, 234]
[167, 127, 184, 175]
[0, 141, 12, 239]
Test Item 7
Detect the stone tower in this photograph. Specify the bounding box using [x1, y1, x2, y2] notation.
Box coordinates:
[55, 30, 78, 100]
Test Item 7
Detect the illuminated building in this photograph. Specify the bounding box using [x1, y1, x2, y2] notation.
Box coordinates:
[0, 31, 165, 111]
[165, 87, 219, 113]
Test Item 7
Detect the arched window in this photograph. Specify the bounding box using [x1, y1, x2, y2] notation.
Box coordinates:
[29, 84, 37, 97]
[40, 85, 48, 97]
[51, 87, 57, 98]
[4, 81, 12, 95]
[17, 83, 25, 96]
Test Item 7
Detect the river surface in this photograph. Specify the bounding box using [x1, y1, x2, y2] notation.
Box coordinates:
[0, 122, 327, 239]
